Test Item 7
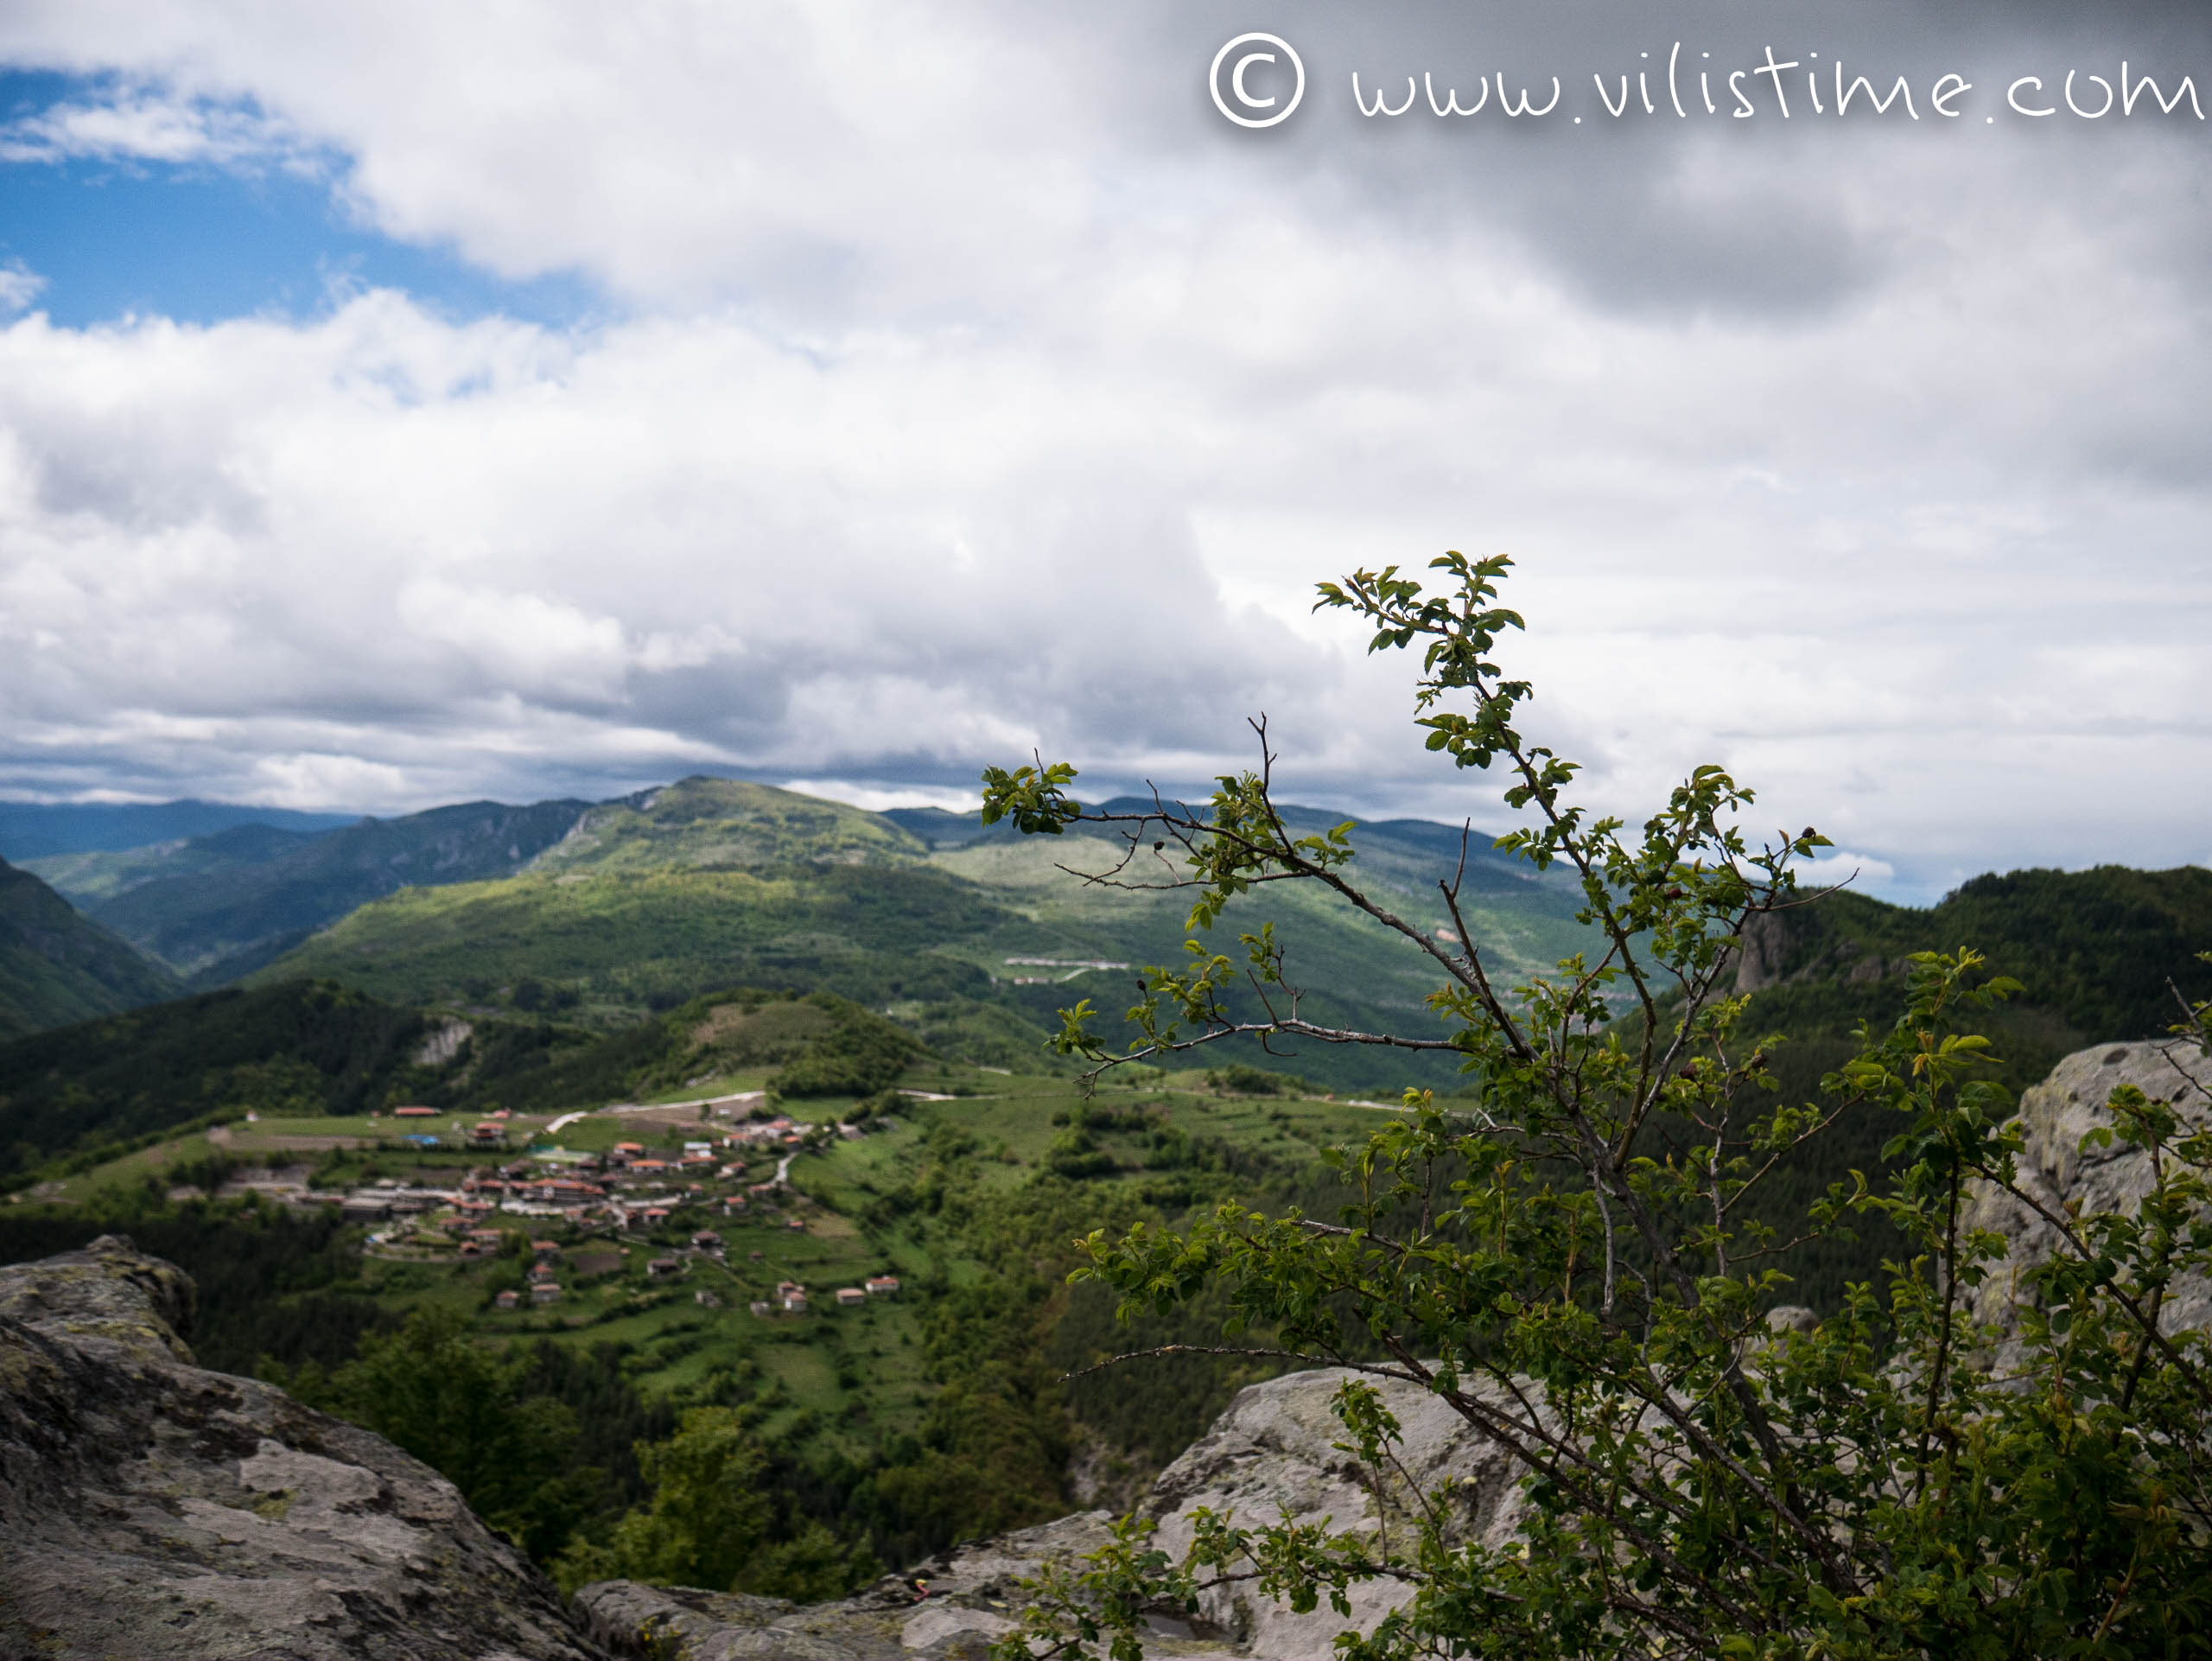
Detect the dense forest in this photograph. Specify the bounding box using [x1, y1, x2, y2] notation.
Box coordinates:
[0, 980, 956, 1185]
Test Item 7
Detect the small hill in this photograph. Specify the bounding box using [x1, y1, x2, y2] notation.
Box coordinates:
[253, 863, 1017, 1028]
[0, 858, 178, 1042]
[35, 799, 594, 983]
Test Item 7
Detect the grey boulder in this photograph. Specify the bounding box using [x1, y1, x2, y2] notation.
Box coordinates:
[0, 1232, 604, 1661]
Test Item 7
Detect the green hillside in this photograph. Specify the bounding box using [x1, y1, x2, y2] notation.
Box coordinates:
[532, 777, 927, 873]
[1724, 864, 2212, 1106]
[0, 980, 474, 1181]
[250, 786, 1599, 1094]
[0, 978, 936, 1187]
[255, 864, 1017, 1018]
[0, 856, 178, 1042]
[14, 776, 1596, 1095]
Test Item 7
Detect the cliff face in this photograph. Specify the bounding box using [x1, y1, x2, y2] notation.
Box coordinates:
[0, 1234, 605, 1661]
[1965, 1036, 2212, 1340]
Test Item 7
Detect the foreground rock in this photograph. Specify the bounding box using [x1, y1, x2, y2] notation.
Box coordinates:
[573, 1512, 1232, 1660]
[1144, 1366, 1531, 1660]
[582, 1368, 1533, 1661]
[0, 1233, 603, 1661]
[1966, 1037, 2212, 1340]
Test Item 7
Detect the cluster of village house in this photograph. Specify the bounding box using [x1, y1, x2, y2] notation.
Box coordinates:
[744, 1274, 903, 1319]
[331, 1109, 844, 1230]
[472, 1238, 904, 1314]
[282, 1106, 899, 1314]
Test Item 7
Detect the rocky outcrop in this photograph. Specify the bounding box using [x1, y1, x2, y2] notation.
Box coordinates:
[1965, 1037, 2212, 1338]
[0, 1233, 604, 1661]
[582, 1368, 1534, 1661]
[1142, 1366, 1530, 1661]
[574, 1511, 1198, 1660]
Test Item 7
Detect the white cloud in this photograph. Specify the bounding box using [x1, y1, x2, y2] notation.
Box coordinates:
[782, 779, 982, 815]
[0, 90, 309, 169]
[0, 263, 44, 313]
[0, 2, 2207, 901]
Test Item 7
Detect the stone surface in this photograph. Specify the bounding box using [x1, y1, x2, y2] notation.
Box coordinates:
[1964, 1038, 2212, 1339]
[575, 1512, 1166, 1661]
[580, 1368, 1535, 1661]
[1141, 1366, 1530, 1661]
[0, 1233, 603, 1661]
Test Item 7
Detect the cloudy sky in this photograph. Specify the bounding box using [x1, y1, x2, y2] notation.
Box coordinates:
[0, 1, 2206, 901]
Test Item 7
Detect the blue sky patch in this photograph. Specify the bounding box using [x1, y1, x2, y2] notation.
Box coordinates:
[0, 70, 606, 329]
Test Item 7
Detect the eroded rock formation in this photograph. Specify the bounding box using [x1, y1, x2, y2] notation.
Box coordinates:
[0, 1233, 603, 1661]
[1964, 1037, 2212, 1340]
[575, 1512, 1140, 1660]
[580, 1367, 1537, 1661]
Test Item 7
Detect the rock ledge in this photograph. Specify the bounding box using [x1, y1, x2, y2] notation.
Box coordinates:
[0, 1233, 603, 1661]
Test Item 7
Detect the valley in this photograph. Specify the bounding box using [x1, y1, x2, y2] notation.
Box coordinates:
[2, 771, 2209, 1604]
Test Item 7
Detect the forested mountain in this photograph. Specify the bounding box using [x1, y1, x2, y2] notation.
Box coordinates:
[28, 798, 594, 983]
[1629, 864, 2212, 1313]
[0, 857, 179, 1042]
[0, 980, 465, 1178]
[1728, 864, 2212, 1103]
[15, 773, 2209, 1106]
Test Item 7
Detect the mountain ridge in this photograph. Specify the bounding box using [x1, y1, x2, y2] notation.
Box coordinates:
[0, 856, 180, 1041]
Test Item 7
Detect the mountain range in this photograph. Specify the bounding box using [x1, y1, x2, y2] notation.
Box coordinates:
[3, 773, 2209, 1105]
[0, 799, 357, 861]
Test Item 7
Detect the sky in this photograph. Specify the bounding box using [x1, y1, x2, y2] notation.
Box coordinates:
[0, 2, 2207, 903]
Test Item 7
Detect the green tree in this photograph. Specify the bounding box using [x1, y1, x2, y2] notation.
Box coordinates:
[557, 1405, 884, 1599]
[982, 554, 2212, 1659]
[333, 1308, 587, 1558]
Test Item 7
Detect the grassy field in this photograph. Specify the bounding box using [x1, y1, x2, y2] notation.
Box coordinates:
[18, 1056, 1391, 1431]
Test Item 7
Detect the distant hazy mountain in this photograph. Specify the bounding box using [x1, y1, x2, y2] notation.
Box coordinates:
[29, 799, 593, 983]
[0, 857, 180, 1041]
[0, 799, 358, 861]
[23, 823, 325, 907]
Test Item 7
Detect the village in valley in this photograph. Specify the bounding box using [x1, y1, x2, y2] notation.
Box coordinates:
[13, 1028, 1385, 1454]
[342, 1097, 906, 1319]
[174, 1084, 944, 1370]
